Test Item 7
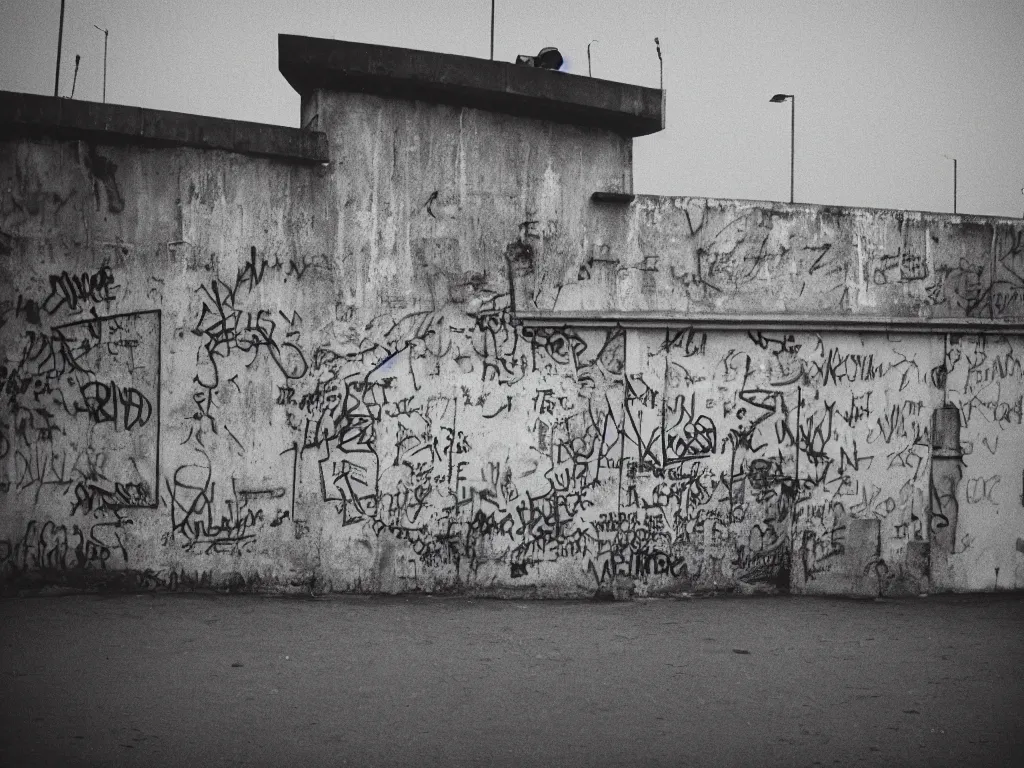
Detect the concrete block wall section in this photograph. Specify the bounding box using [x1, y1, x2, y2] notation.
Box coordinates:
[0, 90, 329, 163]
[309, 88, 633, 318]
[1, 36, 1022, 596]
[520, 195, 1024, 320]
[0, 134, 332, 593]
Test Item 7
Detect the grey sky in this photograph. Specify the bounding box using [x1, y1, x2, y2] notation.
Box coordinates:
[2, 0, 1022, 217]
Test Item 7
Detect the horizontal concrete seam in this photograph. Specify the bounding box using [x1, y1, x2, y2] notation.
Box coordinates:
[514, 312, 1024, 335]
[632, 194, 1024, 225]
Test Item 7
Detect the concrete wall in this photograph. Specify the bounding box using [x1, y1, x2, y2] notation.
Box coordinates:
[305, 87, 633, 317]
[0, 131, 332, 592]
[2, 76, 1023, 597]
[527, 195, 1024, 318]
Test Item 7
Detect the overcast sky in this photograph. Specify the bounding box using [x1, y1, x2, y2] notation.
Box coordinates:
[2, 0, 1022, 218]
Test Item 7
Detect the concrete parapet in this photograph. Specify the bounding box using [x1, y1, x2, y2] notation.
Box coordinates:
[520, 195, 1024, 320]
[0, 90, 329, 164]
[279, 34, 664, 137]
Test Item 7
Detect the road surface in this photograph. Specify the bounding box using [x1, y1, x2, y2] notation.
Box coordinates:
[1, 592, 1021, 767]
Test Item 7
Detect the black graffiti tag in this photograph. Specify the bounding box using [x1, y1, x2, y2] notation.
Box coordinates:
[43, 266, 117, 314]
[79, 381, 152, 430]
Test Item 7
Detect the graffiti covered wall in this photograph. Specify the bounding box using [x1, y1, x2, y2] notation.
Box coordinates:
[531, 195, 1024, 320]
[0, 130, 332, 591]
[1, 38, 1023, 596]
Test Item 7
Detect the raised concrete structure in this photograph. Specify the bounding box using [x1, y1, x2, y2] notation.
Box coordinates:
[0, 90, 329, 162]
[1, 36, 1021, 596]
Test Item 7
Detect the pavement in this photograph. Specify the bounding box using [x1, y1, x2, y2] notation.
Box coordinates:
[0, 592, 1021, 768]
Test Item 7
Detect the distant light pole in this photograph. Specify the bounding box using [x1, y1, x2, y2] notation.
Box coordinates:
[54, 0, 66, 97]
[942, 154, 957, 213]
[587, 40, 597, 77]
[94, 25, 108, 103]
[654, 37, 663, 91]
[770, 93, 795, 204]
[489, 0, 495, 60]
[70, 54, 81, 98]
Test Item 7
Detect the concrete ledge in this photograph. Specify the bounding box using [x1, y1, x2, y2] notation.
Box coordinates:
[637, 194, 1024, 225]
[515, 311, 1024, 335]
[0, 91, 329, 164]
[592, 191, 636, 204]
[279, 35, 664, 137]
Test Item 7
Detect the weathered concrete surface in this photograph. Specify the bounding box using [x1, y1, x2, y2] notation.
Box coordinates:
[280, 35, 664, 137]
[530, 195, 1024, 318]
[309, 87, 634, 317]
[0, 135, 332, 593]
[0, 90, 329, 163]
[1, 594, 1021, 767]
[1, 36, 1023, 599]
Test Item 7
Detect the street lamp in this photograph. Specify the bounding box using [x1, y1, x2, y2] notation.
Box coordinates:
[942, 154, 957, 213]
[94, 25, 108, 103]
[655, 37, 663, 91]
[70, 53, 81, 98]
[770, 93, 795, 204]
[54, 0, 66, 97]
[587, 40, 597, 77]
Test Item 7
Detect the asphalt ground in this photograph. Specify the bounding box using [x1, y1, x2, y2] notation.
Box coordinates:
[1, 592, 1022, 767]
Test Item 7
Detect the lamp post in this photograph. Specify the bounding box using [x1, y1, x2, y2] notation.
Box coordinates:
[587, 40, 597, 77]
[655, 38, 663, 91]
[490, 0, 495, 60]
[770, 93, 795, 204]
[54, 0, 66, 97]
[94, 25, 108, 103]
[70, 53, 80, 98]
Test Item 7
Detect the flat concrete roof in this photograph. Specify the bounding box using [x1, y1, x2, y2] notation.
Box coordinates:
[279, 35, 664, 137]
[0, 91, 328, 164]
